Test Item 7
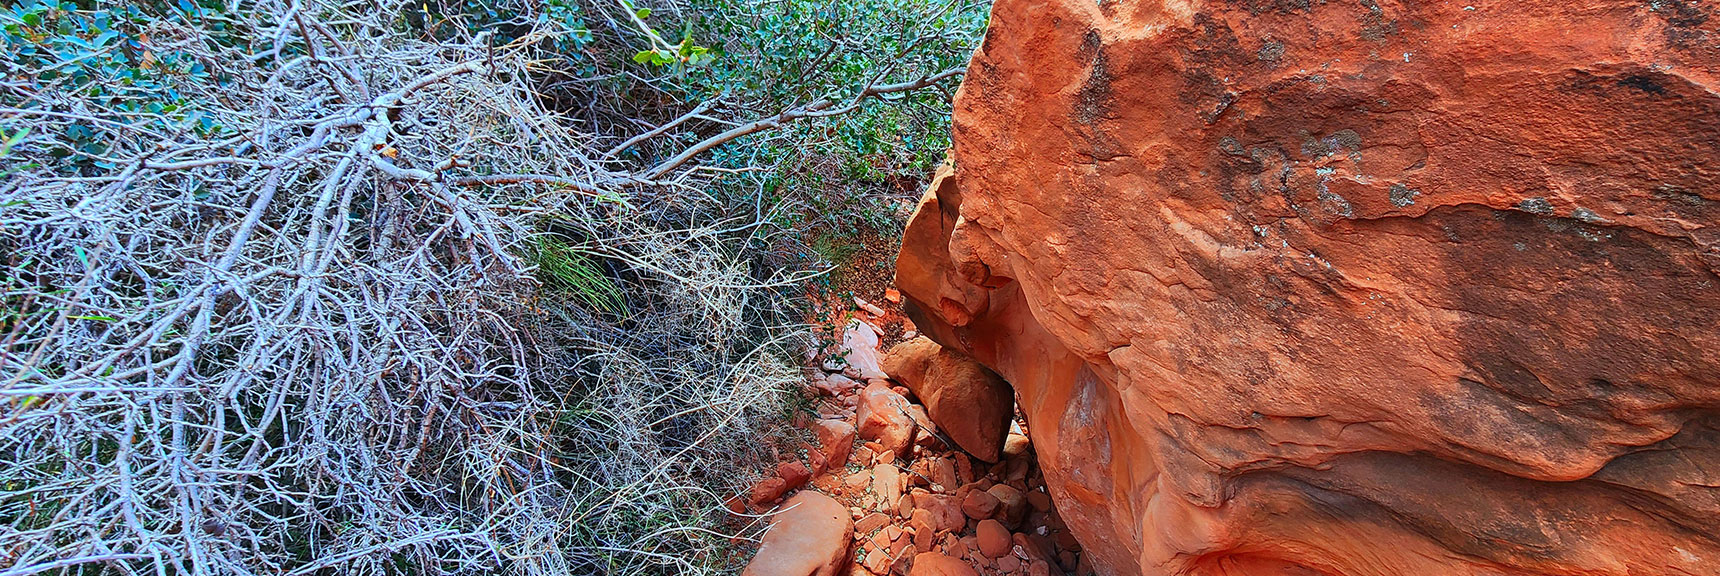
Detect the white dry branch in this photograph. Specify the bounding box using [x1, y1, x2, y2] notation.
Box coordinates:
[0, 0, 976, 572]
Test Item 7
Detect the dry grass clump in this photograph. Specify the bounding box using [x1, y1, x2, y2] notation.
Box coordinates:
[0, 2, 831, 573]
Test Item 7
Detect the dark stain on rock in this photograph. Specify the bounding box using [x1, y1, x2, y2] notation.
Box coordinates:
[1389, 183, 1420, 208]
[1652, 183, 1711, 206]
[1616, 74, 1667, 95]
[1225, 0, 1313, 16]
[1360, 0, 1399, 41]
[1077, 28, 1102, 62]
[1257, 40, 1286, 65]
[1518, 197, 1555, 215]
[1185, 13, 1249, 68]
[1646, 0, 1717, 52]
[1647, 0, 1711, 28]
[1075, 47, 1112, 125]
[1072, 29, 1110, 125]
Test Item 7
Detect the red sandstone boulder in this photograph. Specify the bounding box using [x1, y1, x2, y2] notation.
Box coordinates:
[882, 337, 1013, 462]
[895, 0, 1720, 574]
[856, 381, 919, 458]
[743, 492, 853, 576]
[812, 419, 857, 473]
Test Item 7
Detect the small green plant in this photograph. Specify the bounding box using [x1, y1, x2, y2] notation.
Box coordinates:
[533, 236, 629, 317]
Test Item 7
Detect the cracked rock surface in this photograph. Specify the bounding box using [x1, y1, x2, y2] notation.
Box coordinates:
[892, 1, 1720, 575]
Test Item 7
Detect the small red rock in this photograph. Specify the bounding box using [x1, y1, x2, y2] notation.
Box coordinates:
[1002, 433, 1030, 460]
[911, 492, 964, 532]
[724, 494, 747, 515]
[871, 531, 893, 554]
[854, 380, 917, 459]
[872, 464, 902, 512]
[910, 517, 936, 552]
[910, 509, 936, 530]
[976, 520, 1011, 559]
[1025, 490, 1051, 513]
[779, 461, 813, 490]
[863, 547, 893, 575]
[961, 489, 1000, 520]
[845, 471, 873, 492]
[908, 552, 977, 576]
[856, 512, 890, 534]
[985, 484, 1025, 527]
[931, 458, 959, 491]
[838, 320, 887, 380]
[1052, 528, 1080, 550]
[749, 477, 790, 506]
[889, 531, 914, 558]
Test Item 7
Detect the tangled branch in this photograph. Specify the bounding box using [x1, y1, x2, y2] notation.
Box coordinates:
[0, 0, 975, 574]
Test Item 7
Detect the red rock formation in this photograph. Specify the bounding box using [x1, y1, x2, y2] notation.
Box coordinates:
[883, 337, 1015, 462]
[897, 1, 1720, 575]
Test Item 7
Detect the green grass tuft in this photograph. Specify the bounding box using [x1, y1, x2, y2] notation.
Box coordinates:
[533, 236, 629, 317]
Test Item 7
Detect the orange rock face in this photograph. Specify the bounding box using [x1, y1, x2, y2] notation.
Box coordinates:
[897, 1, 1720, 575]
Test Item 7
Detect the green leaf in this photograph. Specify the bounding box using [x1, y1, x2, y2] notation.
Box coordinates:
[635, 8, 650, 19]
[0, 126, 26, 155]
[68, 315, 118, 322]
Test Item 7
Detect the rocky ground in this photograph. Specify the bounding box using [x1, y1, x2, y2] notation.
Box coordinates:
[737, 301, 1091, 576]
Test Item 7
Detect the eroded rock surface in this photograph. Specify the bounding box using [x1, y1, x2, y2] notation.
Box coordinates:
[897, 1, 1720, 575]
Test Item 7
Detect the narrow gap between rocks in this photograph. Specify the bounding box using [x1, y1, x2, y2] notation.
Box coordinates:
[739, 308, 1089, 576]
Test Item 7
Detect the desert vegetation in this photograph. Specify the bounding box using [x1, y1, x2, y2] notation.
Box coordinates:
[0, 0, 985, 573]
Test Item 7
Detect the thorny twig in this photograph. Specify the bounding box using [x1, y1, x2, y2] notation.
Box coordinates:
[0, 0, 972, 573]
